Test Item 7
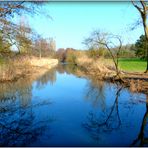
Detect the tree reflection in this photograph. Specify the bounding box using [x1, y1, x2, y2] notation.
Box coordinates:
[85, 78, 106, 109]
[0, 77, 33, 106]
[57, 64, 78, 75]
[82, 84, 123, 140]
[56, 63, 65, 74]
[36, 68, 57, 89]
[0, 99, 54, 146]
[83, 80, 148, 146]
[0, 77, 54, 146]
[131, 94, 148, 146]
[57, 64, 87, 78]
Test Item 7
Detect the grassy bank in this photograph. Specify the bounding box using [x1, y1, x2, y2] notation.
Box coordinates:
[119, 58, 147, 72]
[64, 49, 147, 73]
[0, 56, 58, 82]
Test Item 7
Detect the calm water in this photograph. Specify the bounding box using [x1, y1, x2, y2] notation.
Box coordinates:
[0, 64, 148, 146]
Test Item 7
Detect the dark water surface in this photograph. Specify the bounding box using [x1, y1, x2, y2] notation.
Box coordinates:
[0, 64, 148, 146]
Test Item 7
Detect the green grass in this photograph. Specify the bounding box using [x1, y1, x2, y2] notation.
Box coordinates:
[118, 58, 147, 72]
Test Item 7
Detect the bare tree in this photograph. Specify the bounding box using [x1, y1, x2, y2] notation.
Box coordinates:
[0, 2, 47, 19]
[0, 2, 50, 54]
[131, 0, 148, 73]
[15, 17, 32, 54]
[33, 37, 56, 58]
[0, 2, 25, 18]
[83, 30, 123, 81]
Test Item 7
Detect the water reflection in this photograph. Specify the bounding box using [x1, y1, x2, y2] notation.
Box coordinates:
[0, 64, 148, 146]
[0, 98, 54, 146]
[85, 78, 106, 109]
[82, 75, 148, 146]
[131, 95, 148, 146]
[82, 84, 123, 141]
[0, 73, 55, 146]
[0, 78, 33, 106]
[57, 64, 87, 78]
[36, 68, 57, 89]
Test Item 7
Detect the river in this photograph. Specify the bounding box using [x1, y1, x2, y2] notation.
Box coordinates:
[0, 64, 147, 146]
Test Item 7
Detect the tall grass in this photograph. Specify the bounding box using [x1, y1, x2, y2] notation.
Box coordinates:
[0, 56, 33, 82]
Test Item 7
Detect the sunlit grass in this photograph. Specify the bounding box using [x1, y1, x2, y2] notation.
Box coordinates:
[118, 58, 147, 72]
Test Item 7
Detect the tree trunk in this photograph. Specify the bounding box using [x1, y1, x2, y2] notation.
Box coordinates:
[143, 16, 148, 73]
[145, 37, 148, 73]
[132, 0, 148, 73]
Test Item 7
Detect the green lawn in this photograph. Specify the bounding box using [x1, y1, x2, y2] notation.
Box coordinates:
[118, 58, 147, 72]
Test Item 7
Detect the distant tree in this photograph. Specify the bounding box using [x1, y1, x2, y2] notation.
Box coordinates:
[48, 38, 56, 57]
[87, 48, 100, 60]
[87, 48, 107, 60]
[130, 44, 136, 52]
[65, 48, 77, 64]
[115, 44, 135, 58]
[15, 17, 32, 54]
[56, 48, 66, 62]
[135, 35, 147, 59]
[33, 37, 56, 58]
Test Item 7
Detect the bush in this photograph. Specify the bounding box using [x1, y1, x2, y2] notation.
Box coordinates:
[87, 48, 111, 59]
[66, 53, 77, 64]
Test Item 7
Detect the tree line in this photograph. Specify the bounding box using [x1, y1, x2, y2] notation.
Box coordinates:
[56, 34, 146, 62]
[0, 2, 56, 58]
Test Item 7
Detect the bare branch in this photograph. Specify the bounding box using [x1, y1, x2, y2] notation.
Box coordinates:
[131, 0, 143, 14]
[0, 1, 25, 18]
[140, 0, 146, 11]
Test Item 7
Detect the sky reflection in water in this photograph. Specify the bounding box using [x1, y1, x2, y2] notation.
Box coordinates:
[0, 64, 147, 146]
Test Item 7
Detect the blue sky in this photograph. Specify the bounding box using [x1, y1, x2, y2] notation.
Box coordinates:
[21, 2, 143, 50]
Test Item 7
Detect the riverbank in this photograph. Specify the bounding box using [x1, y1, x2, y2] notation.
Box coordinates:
[0, 56, 58, 83]
[72, 57, 148, 95]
